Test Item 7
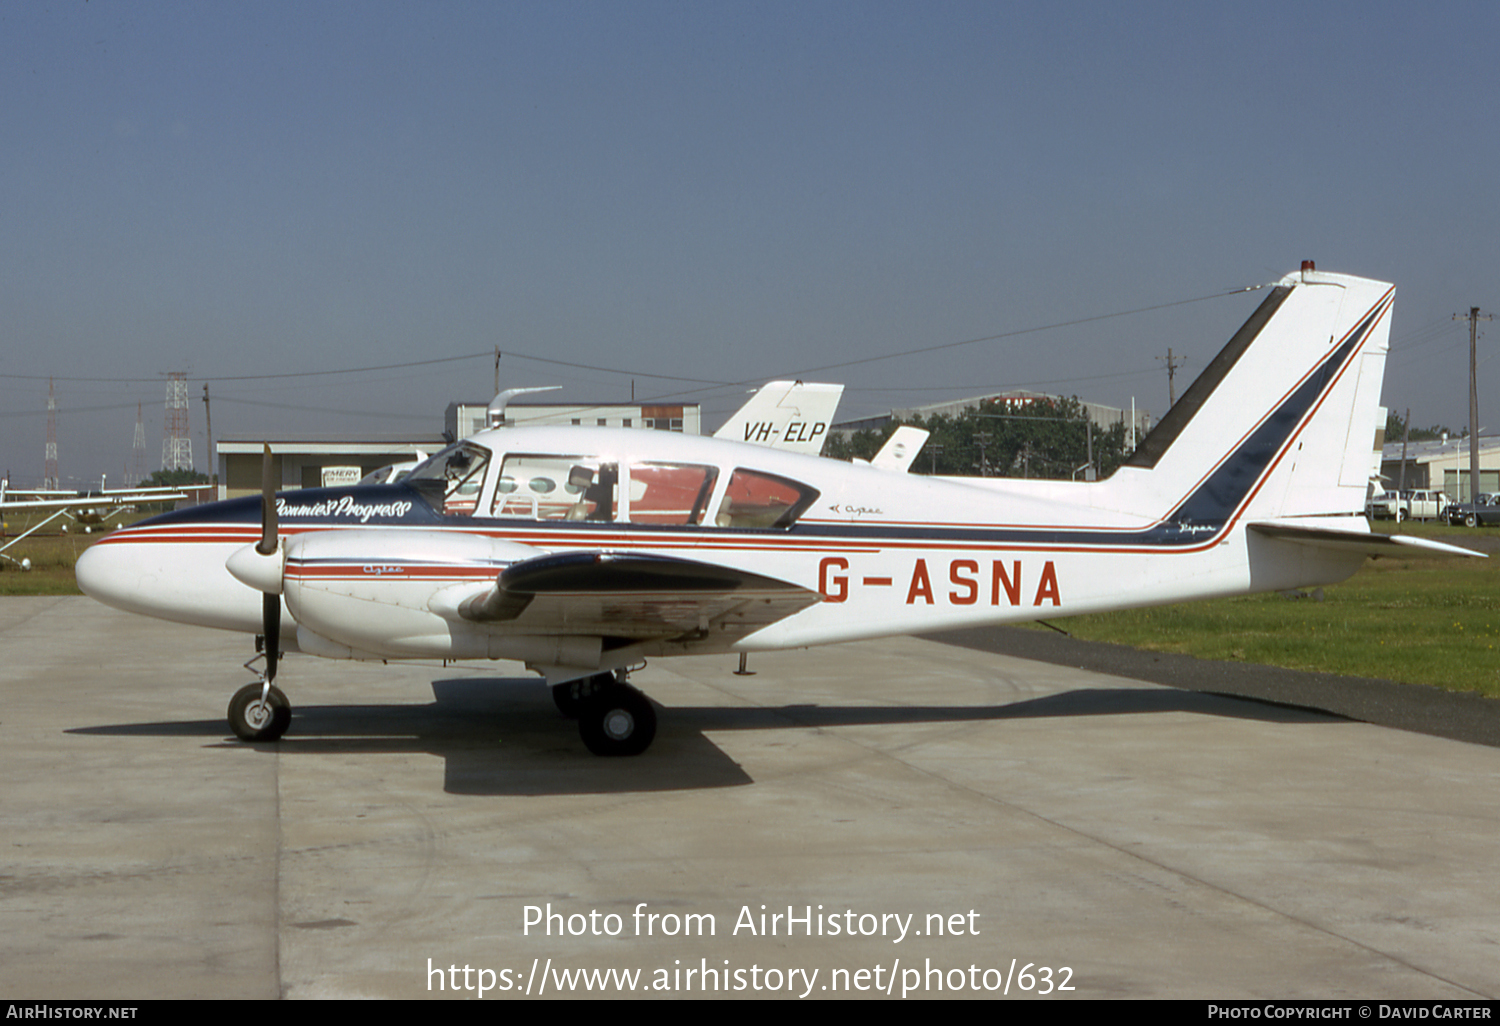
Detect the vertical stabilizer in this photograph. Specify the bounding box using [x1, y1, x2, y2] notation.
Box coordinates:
[714, 381, 844, 455]
[1116, 266, 1394, 527]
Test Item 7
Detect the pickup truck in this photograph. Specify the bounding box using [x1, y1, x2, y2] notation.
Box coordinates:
[1366, 487, 1404, 520]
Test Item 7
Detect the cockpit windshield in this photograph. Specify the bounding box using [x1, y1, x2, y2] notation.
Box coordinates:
[407, 441, 492, 516]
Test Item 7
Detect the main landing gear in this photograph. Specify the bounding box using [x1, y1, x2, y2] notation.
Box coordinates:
[551, 671, 657, 757]
[223, 658, 654, 755]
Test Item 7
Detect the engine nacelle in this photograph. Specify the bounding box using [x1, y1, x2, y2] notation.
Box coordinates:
[282, 529, 545, 659]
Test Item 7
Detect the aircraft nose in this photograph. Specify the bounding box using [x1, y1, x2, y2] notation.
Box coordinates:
[73, 535, 141, 610]
[74, 526, 264, 634]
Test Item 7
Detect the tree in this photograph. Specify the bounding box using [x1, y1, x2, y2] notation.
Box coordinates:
[1385, 410, 1456, 444]
[142, 468, 210, 489]
[826, 397, 1134, 479]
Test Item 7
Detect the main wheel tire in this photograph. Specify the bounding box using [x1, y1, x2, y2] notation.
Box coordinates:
[228, 683, 292, 742]
[578, 685, 656, 756]
[1397, 509, 1408, 522]
[1466, 513, 1479, 527]
[551, 673, 614, 719]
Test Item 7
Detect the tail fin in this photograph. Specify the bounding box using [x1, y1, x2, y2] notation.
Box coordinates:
[714, 381, 844, 455]
[1116, 265, 1393, 527]
[869, 425, 930, 472]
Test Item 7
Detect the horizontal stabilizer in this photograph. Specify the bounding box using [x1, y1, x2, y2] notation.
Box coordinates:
[1248, 521, 1483, 559]
[459, 551, 822, 640]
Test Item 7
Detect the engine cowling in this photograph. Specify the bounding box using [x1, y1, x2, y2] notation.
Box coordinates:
[281, 529, 545, 660]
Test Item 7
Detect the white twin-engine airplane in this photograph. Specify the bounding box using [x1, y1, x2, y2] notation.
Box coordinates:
[2, 480, 191, 568]
[76, 266, 1473, 756]
[1, 480, 190, 513]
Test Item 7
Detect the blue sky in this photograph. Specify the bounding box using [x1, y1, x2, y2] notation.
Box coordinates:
[3, 0, 1497, 486]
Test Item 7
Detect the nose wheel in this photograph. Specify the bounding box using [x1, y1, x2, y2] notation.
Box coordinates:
[228, 682, 292, 742]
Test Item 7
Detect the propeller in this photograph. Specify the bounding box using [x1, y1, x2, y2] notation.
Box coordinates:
[223, 443, 288, 692]
[257, 444, 279, 683]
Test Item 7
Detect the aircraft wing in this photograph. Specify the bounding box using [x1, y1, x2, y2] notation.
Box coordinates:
[452, 550, 823, 639]
[1248, 521, 1483, 558]
[0, 491, 187, 513]
[6, 484, 192, 497]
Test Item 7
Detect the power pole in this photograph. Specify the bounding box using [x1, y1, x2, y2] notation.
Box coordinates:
[927, 443, 943, 476]
[130, 403, 147, 486]
[162, 372, 192, 472]
[202, 384, 215, 492]
[1455, 307, 1494, 500]
[44, 379, 58, 490]
[1398, 407, 1410, 496]
[1158, 348, 1184, 408]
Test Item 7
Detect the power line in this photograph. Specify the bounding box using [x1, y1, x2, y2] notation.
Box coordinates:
[210, 396, 436, 420]
[495, 351, 729, 385]
[1, 350, 496, 384]
[4, 281, 1269, 425]
[771, 285, 1265, 381]
[599, 283, 1273, 410]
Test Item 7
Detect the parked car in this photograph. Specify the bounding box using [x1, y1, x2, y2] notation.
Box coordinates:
[1402, 489, 1451, 522]
[1443, 493, 1500, 527]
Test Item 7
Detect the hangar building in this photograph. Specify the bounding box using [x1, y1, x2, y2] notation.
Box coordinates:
[1380, 435, 1500, 500]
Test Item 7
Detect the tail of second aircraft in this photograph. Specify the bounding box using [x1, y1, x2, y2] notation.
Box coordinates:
[714, 381, 844, 456]
[1108, 263, 1393, 533]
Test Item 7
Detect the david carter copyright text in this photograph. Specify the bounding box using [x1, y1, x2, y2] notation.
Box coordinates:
[1209, 1007, 1492, 1019]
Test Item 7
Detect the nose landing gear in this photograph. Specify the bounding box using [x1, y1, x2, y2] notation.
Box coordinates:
[228, 680, 291, 742]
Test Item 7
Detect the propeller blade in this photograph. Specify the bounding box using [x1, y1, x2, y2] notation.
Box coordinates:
[263, 592, 280, 682]
[257, 443, 277, 556]
[257, 443, 280, 682]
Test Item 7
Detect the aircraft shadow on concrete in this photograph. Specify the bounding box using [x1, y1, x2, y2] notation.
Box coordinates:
[67, 677, 1348, 796]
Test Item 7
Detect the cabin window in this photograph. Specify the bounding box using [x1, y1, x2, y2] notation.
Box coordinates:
[628, 462, 719, 525]
[715, 469, 819, 529]
[491, 454, 619, 521]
